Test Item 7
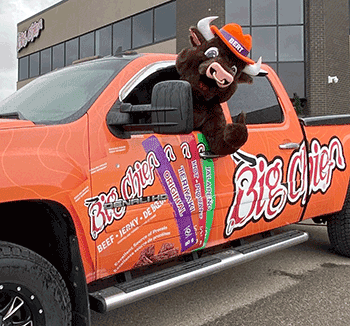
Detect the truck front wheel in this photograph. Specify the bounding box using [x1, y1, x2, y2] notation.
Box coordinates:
[327, 194, 350, 257]
[0, 242, 71, 325]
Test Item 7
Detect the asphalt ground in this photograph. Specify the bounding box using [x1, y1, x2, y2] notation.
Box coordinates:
[91, 220, 350, 326]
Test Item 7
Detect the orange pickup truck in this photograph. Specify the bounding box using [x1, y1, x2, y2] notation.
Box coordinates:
[0, 53, 349, 325]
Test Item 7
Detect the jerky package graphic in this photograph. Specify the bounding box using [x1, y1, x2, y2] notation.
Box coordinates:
[143, 135, 197, 252]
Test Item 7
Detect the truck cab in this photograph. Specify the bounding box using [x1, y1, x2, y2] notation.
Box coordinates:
[0, 53, 348, 325]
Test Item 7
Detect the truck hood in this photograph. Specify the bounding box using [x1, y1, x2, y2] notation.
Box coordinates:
[0, 119, 36, 130]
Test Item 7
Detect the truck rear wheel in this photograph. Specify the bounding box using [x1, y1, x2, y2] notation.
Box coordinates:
[327, 194, 350, 257]
[0, 242, 71, 325]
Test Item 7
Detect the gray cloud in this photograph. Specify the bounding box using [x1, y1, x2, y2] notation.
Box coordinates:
[0, 0, 60, 102]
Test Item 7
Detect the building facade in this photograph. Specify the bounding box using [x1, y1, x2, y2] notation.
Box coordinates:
[17, 0, 350, 116]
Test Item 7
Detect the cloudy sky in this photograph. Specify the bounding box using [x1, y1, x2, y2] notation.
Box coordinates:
[0, 0, 60, 102]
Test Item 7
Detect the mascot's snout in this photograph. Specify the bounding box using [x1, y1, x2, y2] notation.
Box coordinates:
[206, 62, 234, 88]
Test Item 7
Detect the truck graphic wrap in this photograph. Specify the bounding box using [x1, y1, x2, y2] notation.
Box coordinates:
[142, 135, 197, 252]
[225, 137, 346, 238]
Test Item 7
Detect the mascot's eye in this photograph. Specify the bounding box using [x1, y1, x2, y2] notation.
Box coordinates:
[204, 47, 219, 58]
[232, 65, 238, 76]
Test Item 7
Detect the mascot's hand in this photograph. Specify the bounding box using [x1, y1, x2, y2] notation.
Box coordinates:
[224, 112, 248, 150]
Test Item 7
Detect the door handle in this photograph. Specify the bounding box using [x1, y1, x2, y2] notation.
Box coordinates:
[279, 142, 300, 150]
[199, 151, 225, 160]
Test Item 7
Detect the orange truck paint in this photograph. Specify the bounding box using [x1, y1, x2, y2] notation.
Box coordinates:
[1, 54, 349, 284]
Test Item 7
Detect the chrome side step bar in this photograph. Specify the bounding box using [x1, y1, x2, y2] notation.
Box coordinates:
[89, 229, 308, 313]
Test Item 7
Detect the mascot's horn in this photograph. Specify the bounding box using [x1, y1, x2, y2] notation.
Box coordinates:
[198, 16, 262, 76]
[197, 16, 218, 41]
[242, 57, 262, 76]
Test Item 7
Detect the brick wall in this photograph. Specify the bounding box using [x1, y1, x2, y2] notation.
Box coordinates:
[324, 0, 350, 115]
[306, 0, 350, 116]
[176, 0, 225, 53]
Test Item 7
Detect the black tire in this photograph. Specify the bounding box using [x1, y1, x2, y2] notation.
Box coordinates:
[0, 241, 71, 325]
[327, 193, 350, 257]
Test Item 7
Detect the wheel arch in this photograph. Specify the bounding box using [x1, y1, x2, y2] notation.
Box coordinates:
[0, 199, 91, 325]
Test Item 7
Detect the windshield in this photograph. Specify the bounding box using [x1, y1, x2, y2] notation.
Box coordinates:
[0, 57, 132, 124]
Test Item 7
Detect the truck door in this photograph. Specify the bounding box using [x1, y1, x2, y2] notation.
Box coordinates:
[218, 65, 306, 240]
[86, 59, 212, 278]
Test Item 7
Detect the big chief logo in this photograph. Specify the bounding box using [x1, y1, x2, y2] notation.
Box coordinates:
[85, 151, 160, 240]
[225, 137, 346, 238]
[84, 137, 200, 247]
[17, 19, 44, 52]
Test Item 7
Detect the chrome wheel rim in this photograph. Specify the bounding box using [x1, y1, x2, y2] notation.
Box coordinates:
[0, 284, 45, 326]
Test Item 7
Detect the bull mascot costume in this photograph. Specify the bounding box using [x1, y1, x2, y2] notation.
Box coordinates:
[176, 16, 262, 155]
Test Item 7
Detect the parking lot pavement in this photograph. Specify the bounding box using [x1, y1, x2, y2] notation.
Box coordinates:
[91, 221, 350, 326]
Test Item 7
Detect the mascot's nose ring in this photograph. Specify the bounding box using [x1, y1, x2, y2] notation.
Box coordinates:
[206, 62, 234, 88]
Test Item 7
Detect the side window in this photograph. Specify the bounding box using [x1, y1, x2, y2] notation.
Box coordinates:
[228, 75, 284, 124]
[123, 66, 180, 105]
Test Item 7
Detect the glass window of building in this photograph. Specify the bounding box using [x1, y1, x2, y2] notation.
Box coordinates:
[29, 52, 40, 78]
[19, 56, 29, 81]
[252, 0, 276, 25]
[279, 0, 303, 24]
[252, 27, 277, 62]
[132, 10, 153, 48]
[242, 27, 251, 35]
[225, 0, 250, 26]
[278, 62, 305, 97]
[66, 38, 79, 66]
[96, 25, 112, 56]
[80, 32, 95, 59]
[154, 2, 176, 43]
[53, 43, 64, 70]
[225, 0, 305, 98]
[41, 48, 51, 74]
[279, 26, 304, 61]
[113, 19, 131, 53]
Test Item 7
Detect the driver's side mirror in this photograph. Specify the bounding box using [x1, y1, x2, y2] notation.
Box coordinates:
[107, 80, 194, 139]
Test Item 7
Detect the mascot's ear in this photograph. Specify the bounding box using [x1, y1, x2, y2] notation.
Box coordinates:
[237, 72, 253, 85]
[189, 27, 206, 47]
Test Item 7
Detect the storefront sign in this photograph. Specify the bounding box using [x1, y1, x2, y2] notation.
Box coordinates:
[17, 18, 44, 52]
